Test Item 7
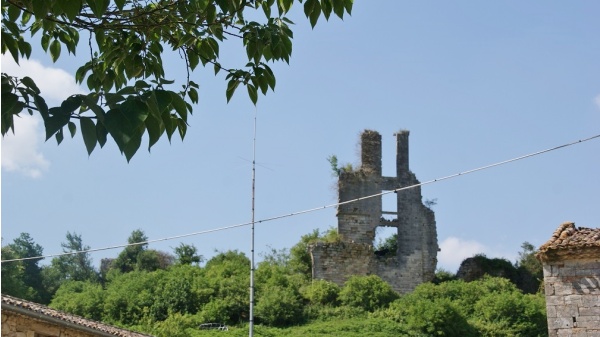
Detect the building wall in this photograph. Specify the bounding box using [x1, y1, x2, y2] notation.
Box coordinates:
[310, 130, 438, 294]
[542, 257, 600, 337]
[2, 310, 99, 337]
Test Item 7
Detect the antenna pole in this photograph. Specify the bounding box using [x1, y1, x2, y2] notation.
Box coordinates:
[249, 108, 257, 337]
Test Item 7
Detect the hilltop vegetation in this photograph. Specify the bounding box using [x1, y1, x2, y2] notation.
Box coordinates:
[2, 229, 547, 337]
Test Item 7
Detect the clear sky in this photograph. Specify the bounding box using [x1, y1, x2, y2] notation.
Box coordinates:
[2, 1, 599, 273]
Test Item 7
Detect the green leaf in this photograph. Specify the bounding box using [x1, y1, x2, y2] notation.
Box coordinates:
[80, 117, 97, 155]
[162, 113, 176, 142]
[309, 1, 322, 28]
[81, 95, 105, 122]
[89, 0, 110, 17]
[55, 128, 64, 145]
[31, 1, 49, 19]
[33, 94, 49, 120]
[332, 0, 345, 19]
[7, 5, 21, 22]
[170, 92, 188, 120]
[322, 0, 333, 20]
[1, 92, 23, 135]
[104, 99, 149, 152]
[61, 95, 82, 113]
[114, 0, 126, 10]
[45, 107, 71, 140]
[145, 113, 165, 150]
[177, 118, 187, 140]
[68, 121, 76, 137]
[41, 34, 50, 51]
[123, 127, 143, 162]
[1, 31, 20, 64]
[49, 39, 61, 62]
[188, 88, 199, 104]
[20, 77, 40, 94]
[304, 0, 317, 18]
[1, 92, 22, 115]
[17, 39, 32, 59]
[96, 122, 108, 148]
[247, 84, 258, 105]
[344, 0, 353, 14]
[57, 0, 82, 21]
[226, 80, 240, 102]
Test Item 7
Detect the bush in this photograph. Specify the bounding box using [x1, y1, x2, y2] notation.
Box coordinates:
[255, 286, 304, 326]
[471, 292, 547, 337]
[339, 275, 398, 312]
[380, 297, 477, 337]
[50, 281, 105, 321]
[303, 280, 340, 305]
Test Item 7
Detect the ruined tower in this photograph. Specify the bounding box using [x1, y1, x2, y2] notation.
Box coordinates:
[310, 130, 438, 294]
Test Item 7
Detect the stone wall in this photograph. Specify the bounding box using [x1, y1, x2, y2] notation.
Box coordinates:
[310, 130, 438, 294]
[2, 310, 99, 337]
[543, 258, 600, 337]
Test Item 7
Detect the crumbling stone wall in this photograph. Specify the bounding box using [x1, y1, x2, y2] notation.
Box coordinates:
[310, 130, 438, 294]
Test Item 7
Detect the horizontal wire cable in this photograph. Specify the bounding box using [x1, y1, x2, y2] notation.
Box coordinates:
[2, 133, 599, 263]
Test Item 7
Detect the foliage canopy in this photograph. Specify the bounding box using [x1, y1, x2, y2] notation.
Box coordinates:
[1, 0, 353, 160]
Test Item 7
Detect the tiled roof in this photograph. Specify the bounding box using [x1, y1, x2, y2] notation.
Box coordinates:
[536, 222, 600, 262]
[1, 295, 154, 337]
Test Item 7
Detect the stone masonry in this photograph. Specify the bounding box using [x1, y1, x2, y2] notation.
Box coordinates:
[310, 130, 438, 294]
[536, 222, 600, 337]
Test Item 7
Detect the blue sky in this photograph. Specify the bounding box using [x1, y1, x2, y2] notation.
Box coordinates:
[2, 1, 599, 273]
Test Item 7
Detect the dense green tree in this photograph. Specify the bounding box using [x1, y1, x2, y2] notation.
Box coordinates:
[42, 232, 99, 297]
[515, 241, 543, 293]
[111, 229, 172, 273]
[149, 265, 208, 321]
[174, 243, 203, 266]
[2, 233, 49, 303]
[102, 270, 160, 325]
[112, 229, 148, 273]
[201, 250, 250, 324]
[1, 0, 353, 160]
[1, 244, 35, 299]
[254, 254, 306, 326]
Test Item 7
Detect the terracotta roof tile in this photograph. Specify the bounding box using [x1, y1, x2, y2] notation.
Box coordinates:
[1, 295, 154, 337]
[536, 222, 600, 262]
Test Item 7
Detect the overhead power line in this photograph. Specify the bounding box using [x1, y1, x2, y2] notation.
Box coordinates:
[2, 133, 599, 264]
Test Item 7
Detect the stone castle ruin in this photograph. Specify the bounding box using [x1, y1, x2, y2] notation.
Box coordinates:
[310, 130, 439, 294]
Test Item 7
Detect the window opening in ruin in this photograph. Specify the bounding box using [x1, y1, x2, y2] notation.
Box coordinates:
[374, 226, 398, 258]
[381, 192, 397, 221]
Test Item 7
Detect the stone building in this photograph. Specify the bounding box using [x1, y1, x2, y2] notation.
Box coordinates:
[1, 295, 152, 337]
[310, 130, 438, 294]
[536, 222, 600, 337]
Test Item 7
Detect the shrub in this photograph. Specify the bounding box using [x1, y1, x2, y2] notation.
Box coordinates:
[50, 281, 105, 321]
[380, 297, 477, 337]
[255, 286, 304, 326]
[304, 280, 340, 305]
[339, 275, 398, 312]
[471, 292, 547, 337]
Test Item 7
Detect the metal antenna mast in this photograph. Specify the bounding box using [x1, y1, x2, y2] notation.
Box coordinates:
[249, 108, 257, 337]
